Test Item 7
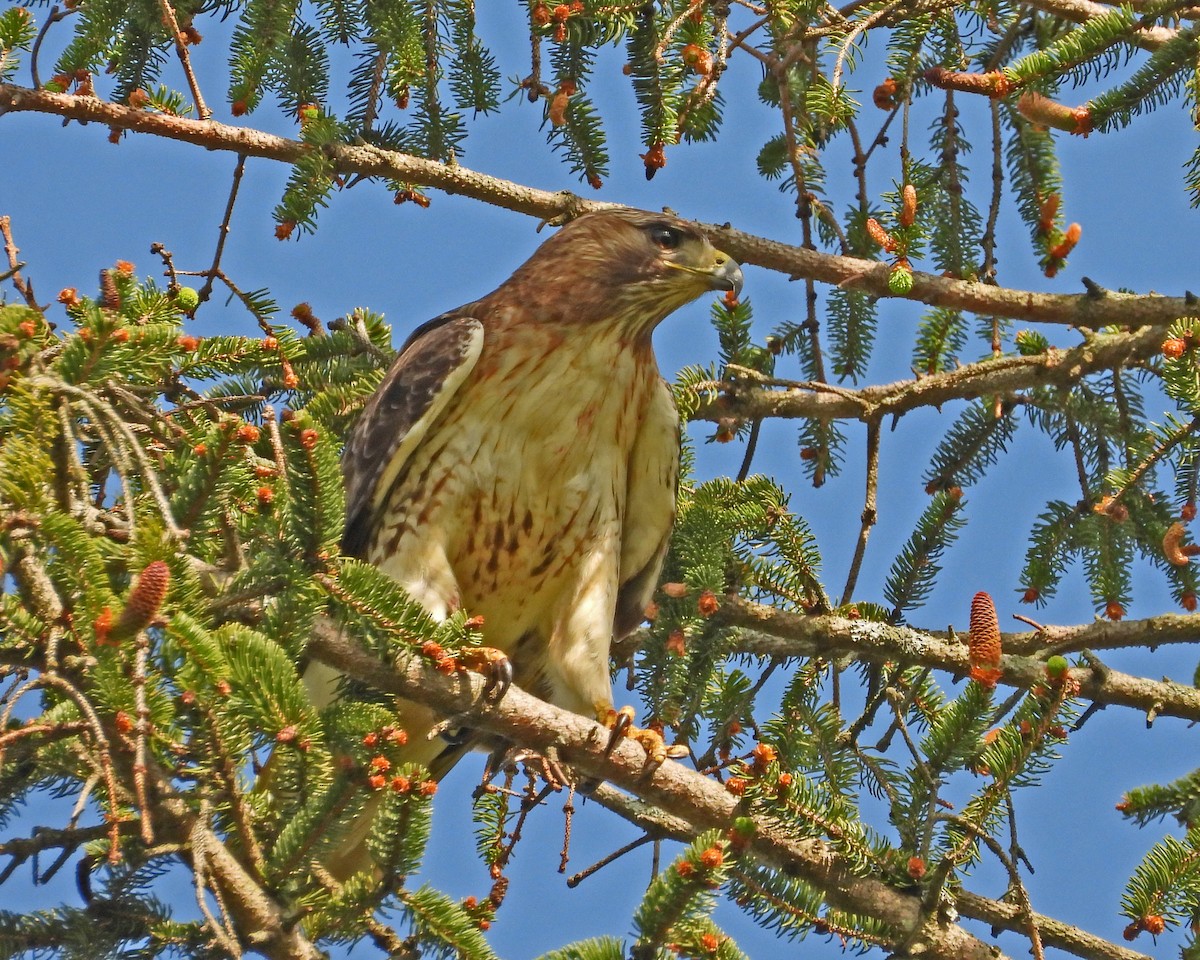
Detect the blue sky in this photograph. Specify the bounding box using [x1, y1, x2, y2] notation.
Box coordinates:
[3, 4, 1200, 957]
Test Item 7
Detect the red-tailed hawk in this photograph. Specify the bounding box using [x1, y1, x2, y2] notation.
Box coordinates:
[317, 209, 741, 875]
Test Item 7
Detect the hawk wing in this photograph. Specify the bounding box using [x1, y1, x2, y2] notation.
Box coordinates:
[613, 374, 680, 639]
[342, 314, 485, 557]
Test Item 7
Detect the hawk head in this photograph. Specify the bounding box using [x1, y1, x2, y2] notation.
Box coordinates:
[499, 209, 744, 333]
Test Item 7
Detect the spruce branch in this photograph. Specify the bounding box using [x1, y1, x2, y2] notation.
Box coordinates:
[840, 416, 881, 606]
[0, 213, 36, 309]
[155, 0, 210, 120]
[305, 620, 1002, 960]
[956, 888, 1147, 960]
[1024, 0, 1180, 49]
[718, 597, 1200, 722]
[1107, 414, 1200, 509]
[0, 823, 117, 882]
[31, 376, 185, 539]
[1, 83, 1196, 328]
[26, 671, 126, 861]
[189, 804, 243, 957]
[691, 325, 1166, 424]
[585, 784, 1149, 960]
[197, 153, 248, 307]
[939, 814, 1046, 960]
[101, 737, 324, 960]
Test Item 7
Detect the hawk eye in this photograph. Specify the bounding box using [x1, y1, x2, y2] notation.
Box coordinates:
[647, 224, 683, 250]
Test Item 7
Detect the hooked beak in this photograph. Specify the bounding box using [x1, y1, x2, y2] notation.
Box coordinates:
[668, 249, 744, 297]
[706, 251, 744, 297]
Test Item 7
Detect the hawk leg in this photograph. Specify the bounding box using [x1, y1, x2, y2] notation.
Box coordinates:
[457, 646, 513, 701]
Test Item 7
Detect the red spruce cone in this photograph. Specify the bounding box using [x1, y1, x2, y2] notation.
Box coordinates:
[113, 560, 170, 639]
[968, 591, 1002, 686]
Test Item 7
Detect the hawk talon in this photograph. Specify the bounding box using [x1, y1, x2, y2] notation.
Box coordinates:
[457, 647, 513, 701]
[597, 704, 684, 769]
[598, 704, 637, 755]
[487, 658, 513, 700]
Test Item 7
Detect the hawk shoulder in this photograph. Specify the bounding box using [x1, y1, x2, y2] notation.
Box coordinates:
[342, 314, 484, 557]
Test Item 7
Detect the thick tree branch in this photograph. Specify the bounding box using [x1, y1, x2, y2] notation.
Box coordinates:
[1001, 609, 1200, 655]
[721, 597, 1200, 656]
[691, 325, 1165, 423]
[718, 597, 1200, 722]
[956, 889, 1150, 960]
[589, 783, 1151, 960]
[1, 83, 1196, 328]
[306, 621, 1004, 960]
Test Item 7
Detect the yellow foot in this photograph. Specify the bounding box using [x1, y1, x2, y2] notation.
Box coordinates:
[596, 703, 689, 766]
[598, 704, 636, 751]
[457, 646, 512, 700]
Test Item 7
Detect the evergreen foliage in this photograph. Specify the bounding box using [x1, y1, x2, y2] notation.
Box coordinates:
[0, 272, 450, 954]
[6, 0, 1200, 958]
[884, 491, 968, 620]
[0, 261, 1161, 957]
[0, 7, 33, 81]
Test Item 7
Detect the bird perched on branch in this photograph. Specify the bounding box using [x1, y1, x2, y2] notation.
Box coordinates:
[315, 208, 742, 877]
